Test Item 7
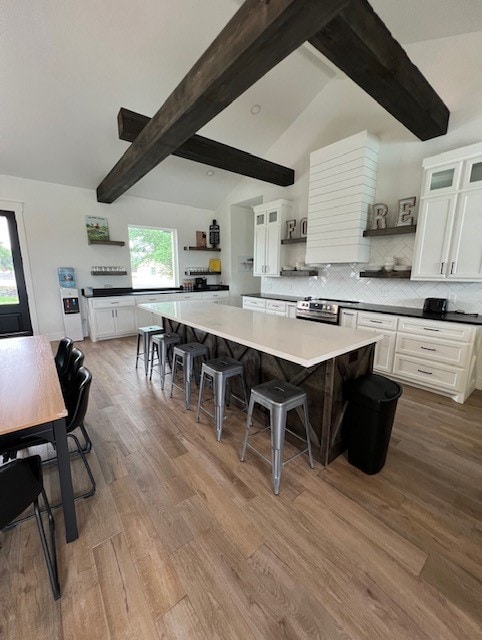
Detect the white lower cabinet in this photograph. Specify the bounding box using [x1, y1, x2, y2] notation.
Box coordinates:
[286, 302, 297, 319]
[355, 310, 477, 403]
[242, 297, 266, 312]
[86, 297, 137, 342]
[356, 312, 397, 375]
[340, 309, 357, 329]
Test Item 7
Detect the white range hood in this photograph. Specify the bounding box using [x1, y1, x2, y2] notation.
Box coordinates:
[305, 131, 379, 265]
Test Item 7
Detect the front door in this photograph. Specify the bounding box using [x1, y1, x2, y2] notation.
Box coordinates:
[0, 210, 33, 337]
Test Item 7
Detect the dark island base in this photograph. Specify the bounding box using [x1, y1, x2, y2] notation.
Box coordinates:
[164, 318, 374, 465]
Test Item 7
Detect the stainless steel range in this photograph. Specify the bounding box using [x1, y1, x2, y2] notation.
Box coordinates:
[296, 298, 359, 324]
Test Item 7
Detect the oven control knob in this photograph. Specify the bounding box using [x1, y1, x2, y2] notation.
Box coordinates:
[326, 305, 331, 310]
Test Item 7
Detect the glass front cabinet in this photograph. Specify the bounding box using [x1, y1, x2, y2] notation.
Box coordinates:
[412, 142, 482, 282]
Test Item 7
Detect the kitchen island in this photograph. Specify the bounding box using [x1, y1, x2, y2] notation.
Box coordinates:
[140, 301, 382, 464]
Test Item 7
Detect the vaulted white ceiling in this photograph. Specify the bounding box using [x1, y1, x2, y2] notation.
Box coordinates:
[1, 0, 482, 210]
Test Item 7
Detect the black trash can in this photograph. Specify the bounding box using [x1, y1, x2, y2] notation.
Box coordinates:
[343, 374, 402, 475]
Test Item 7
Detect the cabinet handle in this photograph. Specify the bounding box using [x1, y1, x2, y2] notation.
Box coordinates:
[440, 262, 445, 274]
[417, 369, 433, 375]
[450, 261, 455, 274]
[421, 346, 436, 351]
[344, 313, 355, 316]
[423, 327, 439, 332]
[111, 302, 119, 304]
[369, 320, 383, 324]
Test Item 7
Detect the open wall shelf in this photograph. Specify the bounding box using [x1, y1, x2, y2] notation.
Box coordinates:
[281, 237, 307, 245]
[88, 239, 125, 246]
[91, 270, 128, 276]
[184, 246, 221, 251]
[363, 225, 417, 237]
[184, 270, 221, 276]
[360, 270, 411, 279]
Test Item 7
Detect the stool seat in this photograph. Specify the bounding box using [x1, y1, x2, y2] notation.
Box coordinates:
[170, 342, 209, 409]
[150, 332, 181, 388]
[196, 356, 248, 441]
[241, 379, 314, 494]
[136, 325, 165, 375]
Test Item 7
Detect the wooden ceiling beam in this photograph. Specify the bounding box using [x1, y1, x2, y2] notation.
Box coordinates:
[97, 0, 350, 203]
[308, 0, 449, 141]
[118, 107, 294, 186]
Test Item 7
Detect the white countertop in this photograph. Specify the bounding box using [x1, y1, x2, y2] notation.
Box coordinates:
[140, 301, 382, 368]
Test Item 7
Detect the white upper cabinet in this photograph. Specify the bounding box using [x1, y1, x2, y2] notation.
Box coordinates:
[252, 200, 291, 277]
[412, 141, 482, 282]
[305, 131, 379, 264]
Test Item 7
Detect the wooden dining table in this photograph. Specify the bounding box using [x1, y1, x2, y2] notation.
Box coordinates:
[0, 335, 78, 542]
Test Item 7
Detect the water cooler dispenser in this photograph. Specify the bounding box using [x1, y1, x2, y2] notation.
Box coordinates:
[58, 268, 83, 341]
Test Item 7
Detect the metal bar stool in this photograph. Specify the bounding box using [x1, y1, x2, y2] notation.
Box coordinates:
[196, 356, 249, 441]
[136, 325, 164, 375]
[240, 379, 314, 494]
[149, 332, 181, 388]
[170, 342, 209, 409]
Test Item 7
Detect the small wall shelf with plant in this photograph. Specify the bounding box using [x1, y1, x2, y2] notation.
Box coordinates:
[184, 270, 221, 276]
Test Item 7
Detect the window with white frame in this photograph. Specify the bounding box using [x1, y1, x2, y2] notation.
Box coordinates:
[128, 225, 178, 288]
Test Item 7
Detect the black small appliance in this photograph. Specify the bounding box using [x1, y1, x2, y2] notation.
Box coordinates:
[423, 297, 448, 315]
[194, 277, 207, 290]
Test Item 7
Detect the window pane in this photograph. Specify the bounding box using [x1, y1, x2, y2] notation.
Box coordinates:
[128, 226, 177, 288]
[469, 161, 482, 184]
[429, 168, 454, 190]
[0, 216, 19, 305]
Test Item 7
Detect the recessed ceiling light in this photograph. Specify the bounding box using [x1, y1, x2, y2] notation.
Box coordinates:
[206, 169, 214, 176]
[250, 104, 261, 115]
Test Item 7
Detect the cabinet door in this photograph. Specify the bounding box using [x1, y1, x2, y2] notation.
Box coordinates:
[94, 308, 116, 337]
[461, 156, 482, 190]
[264, 224, 281, 276]
[421, 163, 461, 196]
[411, 195, 456, 279]
[137, 306, 154, 327]
[253, 225, 267, 276]
[286, 303, 297, 318]
[115, 306, 136, 334]
[362, 327, 396, 373]
[447, 190, 482, 280]
[340, 309, 357, 328]
[266, 207, 280, 226]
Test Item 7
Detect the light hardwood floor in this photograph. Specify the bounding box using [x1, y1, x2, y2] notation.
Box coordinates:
[1, 336, 481, 639]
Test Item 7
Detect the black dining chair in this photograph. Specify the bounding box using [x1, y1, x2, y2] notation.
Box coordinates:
[0, 455, 60, 599]
[55, 337, 74, 378]
[59, 346, 84, 395]
[0, 367, 96, 504]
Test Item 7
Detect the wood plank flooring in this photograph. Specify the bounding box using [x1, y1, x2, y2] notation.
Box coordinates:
[1, 336, 481, 639]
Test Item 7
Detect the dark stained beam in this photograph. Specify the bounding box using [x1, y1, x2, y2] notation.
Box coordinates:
[118, 108, 294, 186]
[309, 0, 449, 141]
[97, 0, 349, 203]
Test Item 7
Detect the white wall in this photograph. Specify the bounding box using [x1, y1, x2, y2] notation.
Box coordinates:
[0, 174, 215, 339]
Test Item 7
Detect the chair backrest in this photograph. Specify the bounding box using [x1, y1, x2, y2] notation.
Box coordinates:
[0, 455, 43, 528]
[60, 347, 85, 395]
[65, 366, 92, 433]
[55, 337, 74, 376]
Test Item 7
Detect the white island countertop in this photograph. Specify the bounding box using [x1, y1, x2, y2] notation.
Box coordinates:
[140, 301, 382, 368]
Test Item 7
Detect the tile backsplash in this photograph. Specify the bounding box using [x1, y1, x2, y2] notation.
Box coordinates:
[262, 236, 482, 314]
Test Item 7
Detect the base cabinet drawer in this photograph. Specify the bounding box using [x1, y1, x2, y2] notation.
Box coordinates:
[396, 333, 471, 367]
[357, 312, 398, 331]
[243, 297, 266, 311]
[397, 317, 475, 343]
[393, 355, 465, 392]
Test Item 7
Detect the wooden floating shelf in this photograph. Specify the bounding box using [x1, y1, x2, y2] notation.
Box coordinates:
[88, 239, 126, 246]
[360, 270, 411, 279]
[281, 237, 307, 245]
[184, 246, 221, 251]
[280, 270, 318, 277]
[363, 225, 417, 237]
[91, 270, 128, 276]
[185, 270, 221, 276]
